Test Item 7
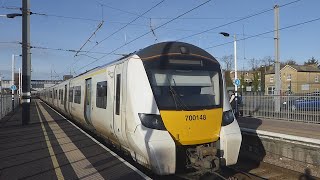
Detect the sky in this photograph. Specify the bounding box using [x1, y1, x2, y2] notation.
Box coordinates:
[0, 0, 319, 80]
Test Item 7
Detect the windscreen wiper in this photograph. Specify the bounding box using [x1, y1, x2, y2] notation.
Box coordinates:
[167, 76, 189, 110]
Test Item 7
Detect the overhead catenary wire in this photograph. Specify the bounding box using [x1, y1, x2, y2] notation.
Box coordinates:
[0, 41, 20, 44]
[32, 12, 101, 22]
[77, 0, 213, 72]
[92, 0, 149, 19]
[63, 0, 166, 75]
[0, 6, 20, 10]
[32, 12, 217, 33]
[83, 0, 165, 56]
[30, 45, 124, 55]
[205, 16, 320, 50]
[177, 0, 302, 41]
[74, 20, 104, 57]
[149, 17, 240, 20]
[78, 15, 320, 72]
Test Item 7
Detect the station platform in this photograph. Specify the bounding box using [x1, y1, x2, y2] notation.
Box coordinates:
[237, 116, 320, 178]
[0, 99, 150, 180]
[237, 116, 320, 140]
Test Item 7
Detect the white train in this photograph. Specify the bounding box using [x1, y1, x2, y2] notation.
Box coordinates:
[39, 42, 242, 175]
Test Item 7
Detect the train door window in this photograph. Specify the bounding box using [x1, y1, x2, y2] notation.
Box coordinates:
[61, 89, 64, 104]
[69, 87, 73, 102]
[96, 81, 107, 109]
[55, 90, 58, 99]
[116, 74, 121, 115]
[74, 86, 81, 104]
[58, 89, 61, 100]
[50, 91, 52, 98]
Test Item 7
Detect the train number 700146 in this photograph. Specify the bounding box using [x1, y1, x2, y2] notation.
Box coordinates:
[185, 115, 206, 121]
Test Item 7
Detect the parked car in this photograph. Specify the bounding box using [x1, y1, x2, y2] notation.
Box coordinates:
[283, 90, 294, 95]
[282, 96, 320, 111]
[306, 91, 320, 96]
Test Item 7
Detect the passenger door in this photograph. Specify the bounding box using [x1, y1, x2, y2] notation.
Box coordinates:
[60, 89, 63, 105]
[64, 85, 68, 112]
[84, 78, 92, 125]
[113, 64, 124, 142]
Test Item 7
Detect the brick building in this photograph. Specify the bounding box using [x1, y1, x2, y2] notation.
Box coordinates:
[265, 64, 320, 94]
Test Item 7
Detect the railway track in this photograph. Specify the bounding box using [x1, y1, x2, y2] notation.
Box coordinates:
[173, 159, 316, 180]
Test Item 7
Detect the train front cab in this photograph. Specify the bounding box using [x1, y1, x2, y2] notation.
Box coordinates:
[126, 42, 242, 175]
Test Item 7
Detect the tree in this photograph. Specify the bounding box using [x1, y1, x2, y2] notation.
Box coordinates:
[304, 57, 318, 65]
[224, 71, 233, 88]
[284, 59, 297, 65]
[249, 58, 262, 71]
[257, 66, 267, 92]
[220, 55, 234, 88]
[220, 55, 234, 71]
[239, 71, 248, 92]
[260, 56, 273, 66]
[252, 71, 260, 92]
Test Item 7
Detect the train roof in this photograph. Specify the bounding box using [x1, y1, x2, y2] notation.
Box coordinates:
[136, 41, 218, 63]
[47, 42, 218, 89]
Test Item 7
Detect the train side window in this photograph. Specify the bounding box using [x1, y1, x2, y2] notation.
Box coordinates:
[96, 81, 107, 109]
[74, 86, 81, 104]
[58, 89, 61, 100]
[55, 90, 58, 99]
[116, 74, 121, 115]
[69, 87, 73, 102]
[61, 89, 63, 104]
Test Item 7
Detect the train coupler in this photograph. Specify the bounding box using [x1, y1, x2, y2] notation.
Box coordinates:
[186, 144, 220, 172]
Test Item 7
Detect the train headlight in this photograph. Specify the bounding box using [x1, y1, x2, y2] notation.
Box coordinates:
[222, 110, 235, 126]
[138, 113, 166, 130]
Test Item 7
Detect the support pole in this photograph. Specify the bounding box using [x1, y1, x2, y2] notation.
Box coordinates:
[22, 0, 31, 125]
[234, 35, 238, 117]
[274, 5, 281, 112]
[12, 54, 15, 112]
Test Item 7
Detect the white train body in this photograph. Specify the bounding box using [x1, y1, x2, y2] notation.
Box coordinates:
[39, 42, 242, 175]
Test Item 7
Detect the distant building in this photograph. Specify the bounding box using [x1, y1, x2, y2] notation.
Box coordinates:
[265, 64, 320, 94]
[31, 80, 63, 92]
[63, 75, 73, 81]
[0, 79, 62, 94]
[0, 80, 13, 94]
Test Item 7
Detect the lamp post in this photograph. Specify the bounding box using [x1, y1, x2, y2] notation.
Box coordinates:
[1, 12, 23, 111]
[220, 32, 239, 116]
[0, 13, 22, 18]
[12, 55, 15, 111]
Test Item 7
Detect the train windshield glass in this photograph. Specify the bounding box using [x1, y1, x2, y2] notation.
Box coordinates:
[144, 57, 221, 110]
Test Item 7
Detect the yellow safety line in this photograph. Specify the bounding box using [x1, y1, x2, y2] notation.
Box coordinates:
[35, 101, 64, 180]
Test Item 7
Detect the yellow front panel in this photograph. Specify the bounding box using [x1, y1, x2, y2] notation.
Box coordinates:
[160, 108, 223, 145]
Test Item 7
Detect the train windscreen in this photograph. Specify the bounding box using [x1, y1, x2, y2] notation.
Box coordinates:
[143, 56, 222, 110]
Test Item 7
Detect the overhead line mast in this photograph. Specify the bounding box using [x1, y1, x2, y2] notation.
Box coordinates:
[22, 0, 31, 125]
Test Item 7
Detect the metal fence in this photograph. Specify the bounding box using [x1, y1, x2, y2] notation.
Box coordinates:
[0, 95, 19, 120]
[240, 92, 320, 124]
